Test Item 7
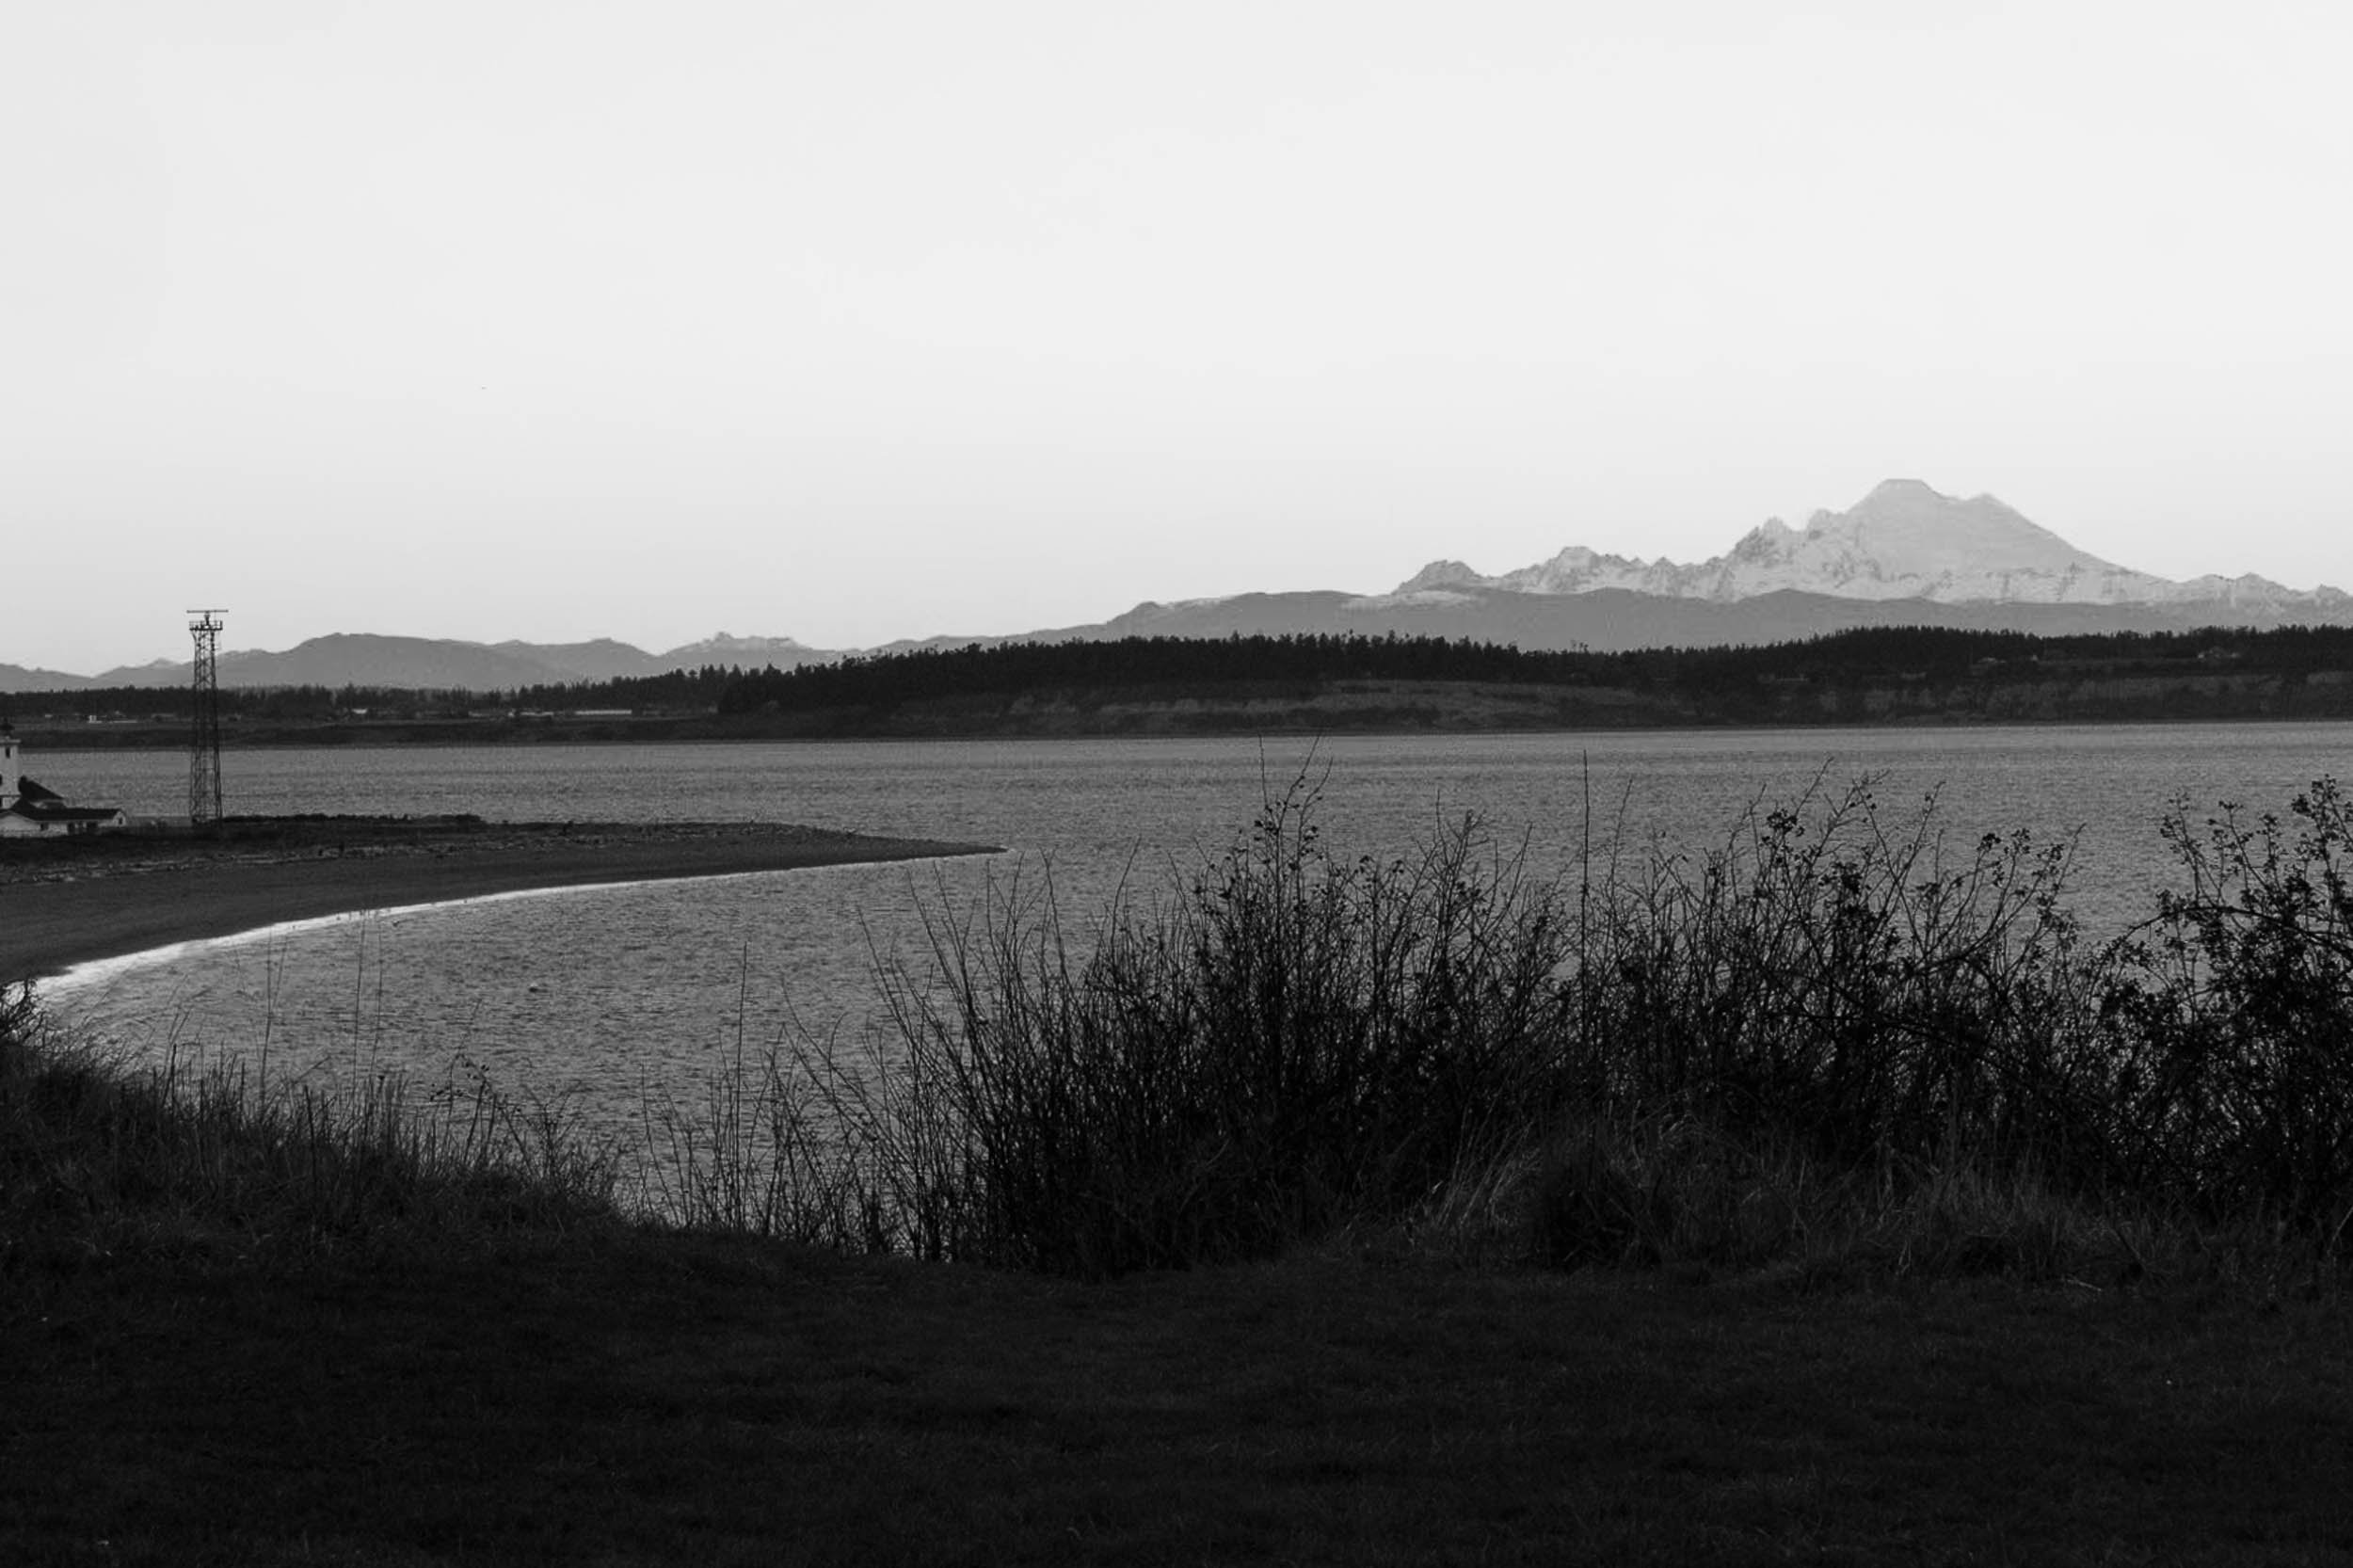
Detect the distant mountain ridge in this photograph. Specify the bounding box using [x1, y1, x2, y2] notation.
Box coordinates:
[907, 480, 2348, 655]
[1382, 480, 2346, 613]
[4, 481, 2345, 692]
[0, 661, 100, 695]
[1, 634, 852, 695]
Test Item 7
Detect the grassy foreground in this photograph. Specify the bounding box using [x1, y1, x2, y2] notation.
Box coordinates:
[9, 773, 2353, 1562]
[8, 1211, 2353, 1564]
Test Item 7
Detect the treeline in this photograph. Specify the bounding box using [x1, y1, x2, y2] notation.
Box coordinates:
[20, 670, 746, 723]
[1622, 622, 2353, 687]
[714, 633, 1565, 713]
[702, 625, 2353, 716]
[20, 624, 2353, 723]
[22, 683, 481, 721]
[506, 665, 742, 712]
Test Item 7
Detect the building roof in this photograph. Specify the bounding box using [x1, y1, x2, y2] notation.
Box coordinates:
[2, 775, 124, 824]
[2, 799, 127, 824]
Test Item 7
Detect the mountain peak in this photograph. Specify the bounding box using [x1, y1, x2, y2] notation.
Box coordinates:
[1792, 480, 2121, 587]
[1852, 476, 1947, 507]
[1385, 480, 2329, 611]
[664, 632, 817, 658]
[1396, 560, 1487, 594]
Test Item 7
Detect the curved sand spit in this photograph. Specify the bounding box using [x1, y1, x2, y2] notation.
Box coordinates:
[0, 820, 996, 985]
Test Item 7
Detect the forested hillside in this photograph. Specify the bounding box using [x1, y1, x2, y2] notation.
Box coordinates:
[13, 628, 2353, 744]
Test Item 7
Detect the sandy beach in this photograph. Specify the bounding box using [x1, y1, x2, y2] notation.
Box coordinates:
[0, 819, 996, 984]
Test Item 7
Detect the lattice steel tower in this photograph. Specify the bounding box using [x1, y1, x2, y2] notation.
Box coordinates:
[188, 610, 226, 826]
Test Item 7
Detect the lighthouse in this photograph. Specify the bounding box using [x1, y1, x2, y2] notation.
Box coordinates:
[0, 725, 129, 837]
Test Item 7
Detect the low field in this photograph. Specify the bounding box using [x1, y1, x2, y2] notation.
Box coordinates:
[8, 1210, 2353, 1565]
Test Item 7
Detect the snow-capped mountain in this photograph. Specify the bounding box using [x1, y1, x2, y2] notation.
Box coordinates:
[8, 482, 2347, 692]
[659, 632, 833, 669]
[1386, 480, 2346, 611]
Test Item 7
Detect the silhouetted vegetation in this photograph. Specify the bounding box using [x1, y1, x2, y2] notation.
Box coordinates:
[0, 984, 617, 1266]
[14, 624, 2353, 742]
[711, 632, 1557, 712]
[13, 780, 2353, 1562]
[506, 664, 744, 712]
[20, 771, 2353, 1286]
[663, 772, 2353, 1283]
[18, 624, 2353, 724]
[698, 625, 2353, 719]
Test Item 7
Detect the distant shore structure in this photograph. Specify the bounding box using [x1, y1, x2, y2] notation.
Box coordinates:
[189, 609, 225, 826]
[0, 722, 129, 837]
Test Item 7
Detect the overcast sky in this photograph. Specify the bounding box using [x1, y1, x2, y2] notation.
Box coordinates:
[8, 0, 2349, 671]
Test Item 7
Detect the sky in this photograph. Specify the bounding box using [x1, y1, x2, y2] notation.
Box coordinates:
[7, 0, 2351, 672]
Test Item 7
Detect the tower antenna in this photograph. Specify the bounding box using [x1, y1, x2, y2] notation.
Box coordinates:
[188, 610, 226, 828]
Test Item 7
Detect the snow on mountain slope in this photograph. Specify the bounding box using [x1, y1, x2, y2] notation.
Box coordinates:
[1384, 480, 2345, 610]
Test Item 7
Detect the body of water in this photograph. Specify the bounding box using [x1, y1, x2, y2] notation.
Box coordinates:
[38, 724, 2353, 1161]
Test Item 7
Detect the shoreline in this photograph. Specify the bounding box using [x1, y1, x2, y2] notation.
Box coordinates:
[22, 709, 2353, 752]
[0, 819, 999, 985]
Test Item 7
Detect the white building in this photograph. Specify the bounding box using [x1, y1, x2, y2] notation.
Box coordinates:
[0, 723, 129, 836]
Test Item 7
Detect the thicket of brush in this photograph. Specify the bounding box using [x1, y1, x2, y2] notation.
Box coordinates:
[0, 987, 618, 1272]
[13, 771, 2352, 1288]
[661, 772, 2353, 1284]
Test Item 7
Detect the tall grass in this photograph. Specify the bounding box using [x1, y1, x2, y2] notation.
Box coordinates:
[2101, 778, 2353, 1242]
[1564, 777, 2106, 1167]
[0, 983, 620, 1272]
[659, 769, 2353, 1283]
[854, 794, 1582, 1273]
[17, 769, 2353, 1286]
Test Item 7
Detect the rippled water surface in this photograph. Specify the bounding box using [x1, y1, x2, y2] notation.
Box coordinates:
[41, 725, 2353, 1159]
